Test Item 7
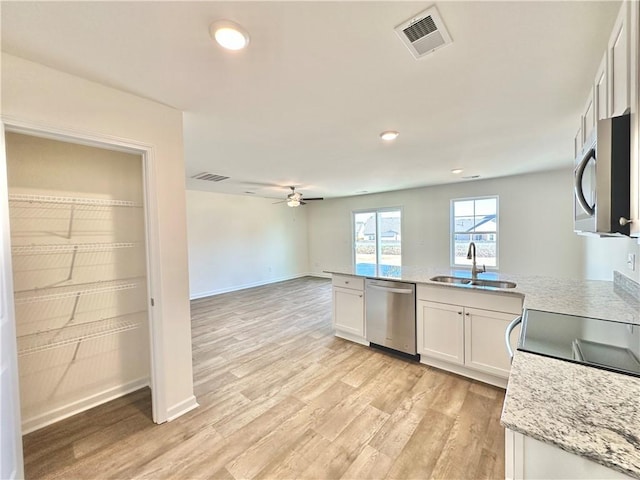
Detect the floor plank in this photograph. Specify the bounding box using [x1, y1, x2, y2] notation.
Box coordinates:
[22, 276, 506, 479]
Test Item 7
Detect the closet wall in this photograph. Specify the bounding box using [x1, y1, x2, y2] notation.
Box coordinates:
[6, 132, 150, 433]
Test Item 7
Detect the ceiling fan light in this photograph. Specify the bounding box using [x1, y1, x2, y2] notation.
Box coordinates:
[210, 21, 250, 50]
[287, 199, 300, 207]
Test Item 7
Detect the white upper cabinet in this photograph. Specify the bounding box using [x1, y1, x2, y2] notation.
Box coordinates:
[594, 53, 608, 121]
[582, 88, 596, 144]
[607, 2, 630, 117]
[574, 1, 639, 237]
[574, 124, 583, 159]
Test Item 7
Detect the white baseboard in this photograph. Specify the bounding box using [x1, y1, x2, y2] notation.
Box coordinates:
[419, 356, 508, 389]
[166, 395, 199, 421]
[309, 271, 331, 279]
[335, 331, 370, 346]
[190, 272, 323, 300]
[21, 377, 149, 435]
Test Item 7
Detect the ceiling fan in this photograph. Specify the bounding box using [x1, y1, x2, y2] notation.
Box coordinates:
[274, 186, 324, 207]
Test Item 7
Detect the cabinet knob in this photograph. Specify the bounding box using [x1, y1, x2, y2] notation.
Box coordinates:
[345, 281, 349, 284]
[465, 312, 470, 316]
[619, 217, 633, 226]
[458, 311, 463, 315]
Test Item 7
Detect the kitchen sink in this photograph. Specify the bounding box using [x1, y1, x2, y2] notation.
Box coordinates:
[429, 276, 517, 289]
[468, 279, 517, 289]
[429, 275, 471, 285]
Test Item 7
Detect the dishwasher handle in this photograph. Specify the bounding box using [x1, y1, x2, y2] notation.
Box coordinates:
[505, 315, 522, 364]
[367, 284, 414, 295]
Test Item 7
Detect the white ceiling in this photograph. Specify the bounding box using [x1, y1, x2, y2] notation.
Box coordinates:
[1, 1, 621, 201]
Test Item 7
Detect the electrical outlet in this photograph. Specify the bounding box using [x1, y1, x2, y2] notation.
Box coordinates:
[627, 253, 636, 271]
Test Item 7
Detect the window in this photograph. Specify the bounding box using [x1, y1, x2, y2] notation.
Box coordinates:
[354, 208, 402, 276]
[451, 196, 498, 268]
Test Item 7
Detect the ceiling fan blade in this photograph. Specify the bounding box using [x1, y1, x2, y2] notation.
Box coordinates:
[272, 200, 286, 204]
[300, 201, 307, 205]
[303, 197, 324, 201]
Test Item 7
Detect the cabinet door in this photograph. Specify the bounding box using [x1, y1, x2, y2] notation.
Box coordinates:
[574, 124, 583, 159]
[506, 429, 632, 480]
[594, 53, 608, 120]
[582, 88, 595, 143]
[464, 308, 519, 378]
[608, 2, 630, 116]
[417, 300, 464, 365]
[332, 286, 364, 337]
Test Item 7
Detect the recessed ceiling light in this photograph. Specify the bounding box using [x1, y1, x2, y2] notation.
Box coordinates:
[379, 131, 399, 141]
[451, 168, 463, 174]
[210, 21, 250, 50]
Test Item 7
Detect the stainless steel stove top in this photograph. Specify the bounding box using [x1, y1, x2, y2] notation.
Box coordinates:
[518, 309, 640, 377]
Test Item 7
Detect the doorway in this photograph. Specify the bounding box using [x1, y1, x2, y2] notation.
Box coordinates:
[2, 127, 160, 437]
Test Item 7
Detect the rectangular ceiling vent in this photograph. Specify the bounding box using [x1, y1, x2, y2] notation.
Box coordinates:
[191, 172, 230, 182]
[394, 6, 452, 59]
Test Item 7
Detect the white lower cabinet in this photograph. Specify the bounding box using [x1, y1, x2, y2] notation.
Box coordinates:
[332, 275, 367, 345]
[464, 307, 517, 378]
[505, 429, 633, 479]
[416, 285, 523, 387]
[417, 301, 464, 365]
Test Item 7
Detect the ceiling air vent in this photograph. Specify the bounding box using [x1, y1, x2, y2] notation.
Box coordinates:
[394, 6, 452, 59]
[191, 172, 230, 182]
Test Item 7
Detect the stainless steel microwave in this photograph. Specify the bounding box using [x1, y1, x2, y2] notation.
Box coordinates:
[573, 113, 631, 236]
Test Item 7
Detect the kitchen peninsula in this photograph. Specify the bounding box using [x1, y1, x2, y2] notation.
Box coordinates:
[326, 267, 640, 479]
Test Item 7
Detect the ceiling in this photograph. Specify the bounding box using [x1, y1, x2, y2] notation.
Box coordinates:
[1, 1, 621, 201]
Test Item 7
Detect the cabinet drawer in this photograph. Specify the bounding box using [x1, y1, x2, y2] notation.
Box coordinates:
[417, 284, 523, 315]
[331, 274, 364, 291]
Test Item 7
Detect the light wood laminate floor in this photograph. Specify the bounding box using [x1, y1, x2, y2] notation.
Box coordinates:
[23, 276, 506, 479]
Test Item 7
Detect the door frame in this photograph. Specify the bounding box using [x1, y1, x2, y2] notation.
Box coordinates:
[0, 115, 167, 429]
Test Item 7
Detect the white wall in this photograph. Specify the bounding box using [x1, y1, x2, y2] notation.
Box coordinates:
[186, 189, 309, 298]
[1, 53, 196, 424]
[308, 169, 588, 279]
[582, 235, 640, 281]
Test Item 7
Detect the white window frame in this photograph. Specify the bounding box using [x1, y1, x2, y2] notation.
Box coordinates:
[352, 206, 403, 275]
[450, 195, 499, 270]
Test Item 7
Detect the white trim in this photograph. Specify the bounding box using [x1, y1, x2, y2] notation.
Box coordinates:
[1, 116, 167, 426]
[334, 331, 370, 346]
[190, 272, 313, 300]
[21, 378, 149, 435]
[309, 271, 331, 279]
[351, 206, 403, 275]
[450, 195, 500, 270]
[0, 122, 25, 480]
[166, 396, 199, 422]
[418, 355, 508, 389]
[140, 145, 166, 424]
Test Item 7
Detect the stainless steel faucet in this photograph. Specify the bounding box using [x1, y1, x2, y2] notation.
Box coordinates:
[467, 242, 486, 280]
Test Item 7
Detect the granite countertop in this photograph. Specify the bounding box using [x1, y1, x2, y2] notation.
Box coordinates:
[326, 266, 640, 476]
[326, 266, 639, 324]
[502, 352, 640, 478]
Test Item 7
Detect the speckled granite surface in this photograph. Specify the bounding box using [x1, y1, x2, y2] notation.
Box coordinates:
[326, 266, 640, 476]
[502, 352, 640, 478]
[325, 266, 639, 324]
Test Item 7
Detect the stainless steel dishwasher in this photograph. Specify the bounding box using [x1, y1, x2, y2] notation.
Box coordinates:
[365, 278, 417, 356]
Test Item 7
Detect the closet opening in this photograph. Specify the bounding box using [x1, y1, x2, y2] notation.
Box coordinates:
[4, 128, 160, 435]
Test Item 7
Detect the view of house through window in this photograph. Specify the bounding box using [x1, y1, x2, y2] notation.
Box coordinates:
[354, 209, 402, 276]
[451, 197, 498, 268]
